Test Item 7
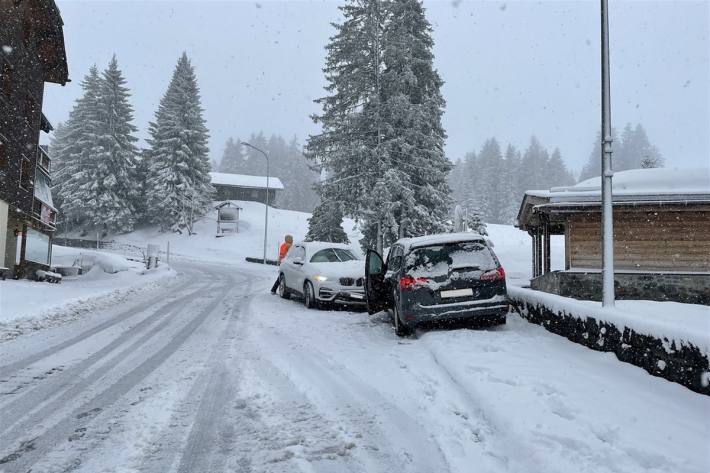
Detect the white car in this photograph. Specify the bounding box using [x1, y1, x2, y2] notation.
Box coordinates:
[276, 241, 366, 309]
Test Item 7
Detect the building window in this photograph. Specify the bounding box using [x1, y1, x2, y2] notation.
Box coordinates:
[20, 156, 31, 190]
[25, 227, 50, 265]
[1, 63, 11, 97]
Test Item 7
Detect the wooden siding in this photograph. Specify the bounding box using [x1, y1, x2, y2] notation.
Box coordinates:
[568, 210, 710, 272]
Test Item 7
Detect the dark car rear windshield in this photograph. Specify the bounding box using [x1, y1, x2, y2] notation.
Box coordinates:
[310, 248, 357, 263]
[405, 241, 496, 277]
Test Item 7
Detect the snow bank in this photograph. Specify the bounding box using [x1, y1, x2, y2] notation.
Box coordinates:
[53, 246, 132, 274]
[0, 248, 176, 339]
[509, 286, 710, 354]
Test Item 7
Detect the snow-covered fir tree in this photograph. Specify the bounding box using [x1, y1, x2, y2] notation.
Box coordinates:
[307, 0, 452, 249]
[51, 65, 104, 233]
[144, 52, 214, 232]
[305, 0, 389, 241]
[449, 137, 575, 224]
[365, 0, 451, 247]
[579, 123, 663, 180]
[91, 55, 140, 233]
[218, 137, 246, 174]
[499, 144, 522, 224]
[305, 190, 349, 243]
[474, 138, 503, 223]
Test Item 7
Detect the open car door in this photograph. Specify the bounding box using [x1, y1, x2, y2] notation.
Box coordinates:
[365, 249, 392, 314]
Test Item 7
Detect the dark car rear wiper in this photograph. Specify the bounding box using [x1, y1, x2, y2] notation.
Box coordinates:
[451, 266, 481, 272]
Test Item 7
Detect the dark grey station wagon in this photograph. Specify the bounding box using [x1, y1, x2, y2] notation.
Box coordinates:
[365, 232, 509, 336]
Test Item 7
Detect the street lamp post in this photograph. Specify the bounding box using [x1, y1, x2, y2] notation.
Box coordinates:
[241, 142, 270, 264]
[601, 0, 615, 307]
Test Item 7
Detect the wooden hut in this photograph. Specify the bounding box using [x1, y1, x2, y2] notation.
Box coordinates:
[209, 172, 283, 205]
[516, 168, 710, 305]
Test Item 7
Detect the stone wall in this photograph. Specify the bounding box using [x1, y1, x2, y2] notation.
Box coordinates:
[510, 297, 710, 395]
[531, 271, 710, 305]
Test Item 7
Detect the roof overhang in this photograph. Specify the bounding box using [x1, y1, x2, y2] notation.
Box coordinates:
[40, 113, 53, 132]
[36, 0, 69, 85]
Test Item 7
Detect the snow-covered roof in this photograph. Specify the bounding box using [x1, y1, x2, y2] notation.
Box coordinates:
[529, 167, 710, 203]
[398, 232, 487, 250]
[209, 172, 284, 190]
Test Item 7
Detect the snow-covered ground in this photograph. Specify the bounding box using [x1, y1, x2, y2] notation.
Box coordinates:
[0, 247, 176, 340]
[0, 260, 707, 473]
[113, 200, 362, 264]
[1, 202, 707, 472]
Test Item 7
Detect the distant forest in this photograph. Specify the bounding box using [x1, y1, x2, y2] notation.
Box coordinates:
[450, 124, 663, 225]
[218, 133, 320, 213]
[218, 123, 662, 224]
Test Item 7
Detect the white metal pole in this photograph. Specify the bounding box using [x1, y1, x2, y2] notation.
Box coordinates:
[241, 142, 270, 264]
[601, 0, 615, 307]
[264, 154, 270, 265]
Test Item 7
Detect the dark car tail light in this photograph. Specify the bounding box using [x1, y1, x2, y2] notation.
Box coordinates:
[400, 275, 429, 291]
[480, 267, 505, 281]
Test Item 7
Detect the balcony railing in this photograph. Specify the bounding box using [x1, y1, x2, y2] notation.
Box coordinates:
[37, 145, 51, 173]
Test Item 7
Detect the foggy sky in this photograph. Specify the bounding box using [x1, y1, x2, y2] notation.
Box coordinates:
[42, 0, 709, 175]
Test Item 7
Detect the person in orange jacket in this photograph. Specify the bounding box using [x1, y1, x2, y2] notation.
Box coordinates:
[271, 234, 293, 293]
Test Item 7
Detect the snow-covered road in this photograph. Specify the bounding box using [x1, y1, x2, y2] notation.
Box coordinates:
[0, 261, 708, 473]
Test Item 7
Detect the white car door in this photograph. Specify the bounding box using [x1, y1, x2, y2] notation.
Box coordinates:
[283, 245, 306, 292]
[290, 245, 307, 292]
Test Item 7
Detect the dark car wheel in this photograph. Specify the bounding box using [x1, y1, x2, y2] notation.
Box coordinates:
[277, 274, 290, 299]
[392, 296, 411, 337]
[304, 281, 320, 309]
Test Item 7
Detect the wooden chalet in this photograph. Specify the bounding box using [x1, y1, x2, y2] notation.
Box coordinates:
[209, 172, 284, 205]
[516, 168, 710, 305]
[0, 0, 69, 279]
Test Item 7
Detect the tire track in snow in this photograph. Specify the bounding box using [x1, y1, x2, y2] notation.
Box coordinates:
[0, 266, 202, 379]
[0, 268, 235, 472]
[420, 336, 533, 472]
[174, 298, 244, 473]
[0, 279, 213, 436]
[241, 307, 453, 473]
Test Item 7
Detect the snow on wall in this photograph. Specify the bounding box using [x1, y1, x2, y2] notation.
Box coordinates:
[509, 286, 710, 354]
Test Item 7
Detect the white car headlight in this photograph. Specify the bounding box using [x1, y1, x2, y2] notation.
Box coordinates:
[313, 275, 328, 282]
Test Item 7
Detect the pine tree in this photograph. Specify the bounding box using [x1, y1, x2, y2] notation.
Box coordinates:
[305, 0, 389, 235]
[305, 191, 349, 243]
[51, 65, 104, 232]
[547, 148, 575, 188]
[500, 144, 522, 224]
[460, 151, 479, 212]
[144, 52, 214, 232]
[475, 138, 503, 222]
[364, 0, 451, 247]
[279, 136, 320, 212]
[89, 55, 140, 233]
[629, 124, 664, 169]
[218, 137, 246, 173]
[519, 136, 549, 192]
[579, 124, 661, 181]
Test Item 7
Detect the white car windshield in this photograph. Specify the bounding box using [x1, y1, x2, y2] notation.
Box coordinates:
[310, 248, 357, 263]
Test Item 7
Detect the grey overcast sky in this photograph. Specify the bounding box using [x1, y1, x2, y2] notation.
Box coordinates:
[42, 0, 709, 174]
